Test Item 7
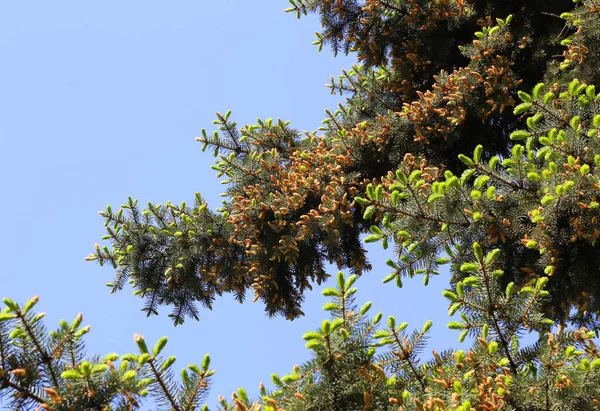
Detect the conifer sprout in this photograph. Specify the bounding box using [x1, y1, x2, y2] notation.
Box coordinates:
[0, 297, 214, 410]
[90, 0, 600, 326]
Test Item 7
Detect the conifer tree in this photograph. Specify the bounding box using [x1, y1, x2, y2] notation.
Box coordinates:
[90, 0, 600, 326]
[0, 297, 214, 410]
[217, 268, 600, 410]
[6, 1, 600, 410]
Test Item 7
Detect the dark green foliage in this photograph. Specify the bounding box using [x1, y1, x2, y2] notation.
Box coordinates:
[293, 0, 575, 162]
[358, 76, 600, 326]
[92, 1, 600, 330]
[91, 194, 247, 324]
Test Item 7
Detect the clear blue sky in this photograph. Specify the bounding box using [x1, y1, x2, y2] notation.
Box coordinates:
[0, 2, 458, 407]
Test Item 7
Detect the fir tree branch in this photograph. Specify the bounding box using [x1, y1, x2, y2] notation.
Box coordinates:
[182, 373, 208, 411]
[472, 163, 536, 194]
[378, 202, 468, 227]
[215, 114, 244, 154]
[390, 328, 426, 390]
[148, 359, 181, 411]
[0, 377, 46, 405]
[16, 312, 60, 389]
[480, 264, 518, 373]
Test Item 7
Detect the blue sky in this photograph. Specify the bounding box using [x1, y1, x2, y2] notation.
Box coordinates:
[0, 2, 459, 407]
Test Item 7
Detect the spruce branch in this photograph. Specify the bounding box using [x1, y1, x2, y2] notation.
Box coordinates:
[0, 298, 214, 411]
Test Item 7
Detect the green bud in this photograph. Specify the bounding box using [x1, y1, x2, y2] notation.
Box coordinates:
[536, 277, 549, 290]
[396, 169, 407, 184]
[74, 325, 91, 338]
[321, 320, 331, 335]
[181, 369, 191, 385]
[454, 275, 472, 287]
[532, 83, 544, 99]
[542, 92, 554, 104]
[518, 91, 532, 103]
[513, 103, 532, 115]
[460, 263, 479, 272]
[322, 288, 340, 297]
[448, 303, 461, 316]
[303, 331, 323, 341]
[382, 273, 396, 283]
[510, 130, 529, 140]
[161, 356, 177, 372]
[152, 337, 168, 357]
[456, 282, 464, 298]
[570, 116, 580, 130]
[474, 175, 490, 189]
[506, 282, 515, 299]
[363, 205, 375, 220]
[580, 164, 590, 175]
[448, 322, 466, 330]
[305, 339, 323, 350]
[323, 302, 339, 311]
[473, 145, 483, 163]
[473, 242, 483, 261]
[525, 240, 538, 249]
[482, 324, 489, 339]
[201, 354, 210, 372]
[22, 296, 39, 314]
[581, 358, 591, 371]
[443, 290, 458, 302]
[541, 194, 556, 205]
[2, 298, 19, 312]
[460, 169, 475, 184]
[375, 184, 383, 200]
[409, 170, 422, 184]
[61, 369, 82, 380]
[122, 370, 138, 381]
[91, 364, 108, 374]
[458, 154, 474, 167]
[354, 197, 369, 206]
[359, 302, 373, 316]
[373, 312, 383, 324]
[386, 375, 397, 387]
[489, 156, 499, 169]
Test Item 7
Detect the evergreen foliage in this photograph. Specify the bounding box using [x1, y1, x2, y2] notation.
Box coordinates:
[5, 0, 600, 410]
[217, 268, 600, 411]
[0, 297, 214, 410]
[90, 0, 600, 325]
[357, 75, 600, 327]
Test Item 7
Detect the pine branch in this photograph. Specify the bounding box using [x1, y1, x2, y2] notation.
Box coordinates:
[480, 263, 518, 373]
[16, 310, 60, 389]
[148, 359, 181, 411]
